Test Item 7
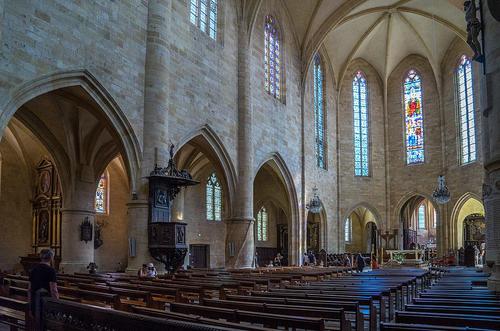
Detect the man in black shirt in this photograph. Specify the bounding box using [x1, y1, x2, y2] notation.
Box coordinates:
[28, 249, 59, 314]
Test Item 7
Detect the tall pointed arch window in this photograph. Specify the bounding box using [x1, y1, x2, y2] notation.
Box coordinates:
[404, 70, 424, 164]
[256, 207, 268, 241]
[206, 172, 222, 221]
[418, 204, 426, 229]
[264, 15, 281, 100]
[95, 172, 108, 214]
[190, 0, 217, 40]
[345, 218, 352, 242]
[353, 71, 369, 176]
[314, 53, 327, 169]
[457, 55, 476, 164]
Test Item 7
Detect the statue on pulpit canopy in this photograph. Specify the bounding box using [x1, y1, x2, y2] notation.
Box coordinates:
[464, 0, 484, 62]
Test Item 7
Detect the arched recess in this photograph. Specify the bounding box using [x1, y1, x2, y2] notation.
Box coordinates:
[175, 125, 237, 217]
[343, 202, 381, 254]
[450, 192, 485, 249]
[395, 192, 440, 250]
[306, 201, 328, 254]
[254, 152, 300, 265]
[173, 126, 236, 268]
[0, 69, 141, 193]
[0, 70, 141, 273]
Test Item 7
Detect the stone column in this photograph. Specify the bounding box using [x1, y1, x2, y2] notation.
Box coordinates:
[225, 21, 255, 269]
[481, 4, 500, 290]
[59, 180, 96, 274]
[60, 209, 95, 273]
[127, 0, 171, 272]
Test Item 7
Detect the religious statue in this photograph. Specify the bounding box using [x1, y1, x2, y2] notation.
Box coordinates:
[464, 0, 484, 62]
[38, 212, 49, 244]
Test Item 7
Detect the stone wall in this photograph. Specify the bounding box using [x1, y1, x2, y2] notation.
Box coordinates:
[94, 159, 130, 272]
[0, 0, 489, 269]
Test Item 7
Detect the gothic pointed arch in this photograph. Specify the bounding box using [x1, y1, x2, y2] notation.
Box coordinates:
[0, 69, 141, 193]
[175, 124, 237, 216]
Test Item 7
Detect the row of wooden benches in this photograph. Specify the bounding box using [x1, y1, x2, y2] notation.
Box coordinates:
[0, 266, 434, 331]
[382, 268, 500, 330]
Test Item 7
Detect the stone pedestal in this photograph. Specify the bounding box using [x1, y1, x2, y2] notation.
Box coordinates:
[225, 218, 255, 268]
[59, 209, 95, 274]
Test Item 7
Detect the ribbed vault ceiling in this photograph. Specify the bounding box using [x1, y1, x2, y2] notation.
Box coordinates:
[279, 0, 467, 84]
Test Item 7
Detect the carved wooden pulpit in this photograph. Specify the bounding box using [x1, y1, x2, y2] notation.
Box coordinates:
[147, 145, 199, 273]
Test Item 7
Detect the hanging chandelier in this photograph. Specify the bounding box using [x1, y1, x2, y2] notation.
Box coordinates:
[432, 175, 451, 204]
[306, 186, 322, 214]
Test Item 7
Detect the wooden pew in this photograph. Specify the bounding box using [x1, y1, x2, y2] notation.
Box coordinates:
[76, 283, 154, 309]
[0, 296, 30, 331]
[404, 303, 500, 317]
[394, 311, 500, 330]
[381, 322, 488, 331]
[170, 302, 329, 330]
[201, 298, 351, 330]
[6, 285, 121, 310]
[253, 289, 383, 323]
[41, 298, 235, 331]
[132, 305, 276, 331]
[225, 294, 365, 331]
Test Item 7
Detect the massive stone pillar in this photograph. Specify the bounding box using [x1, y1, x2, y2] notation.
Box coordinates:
[60, 180, 96, 274]
[127, 0, 171, 272]
[225, 21, 255, 269]
[481, 4, 500, 290]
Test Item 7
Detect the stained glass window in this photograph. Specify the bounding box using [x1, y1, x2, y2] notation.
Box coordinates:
[418, 204, 426, 229]
[95, 173, 108, 214]
[433, 209, 437, 228]
[264, 15, 281, 100]
[206, 172, 222, 221]
[404, 70, 424, 164]
[257, 207, 268, 241]
[457, 55, 476, 164]
[190, 0, 217, 40]
[353, 71, 369, 176]
[345, 218, 352, 242]
[314, 54, 326, 169]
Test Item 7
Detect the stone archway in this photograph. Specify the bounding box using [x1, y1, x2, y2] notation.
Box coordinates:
[451, 193, 485, 249]
[254, 153, 299, 265]
[171, 129, 236, 268]
[0, 70, 141, 273]
[397, 194, 439, 251]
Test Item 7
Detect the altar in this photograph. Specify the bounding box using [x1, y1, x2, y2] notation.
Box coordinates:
[386, 249, 425, 265]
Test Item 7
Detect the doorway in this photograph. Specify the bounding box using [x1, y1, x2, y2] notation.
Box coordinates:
[189, 244, 210, 268]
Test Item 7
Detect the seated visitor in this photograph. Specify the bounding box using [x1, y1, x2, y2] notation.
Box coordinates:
[137, 263, 148, 277]
[28, 249, 59, 317]
[146, 263, 158, 278]
[274, 253, 283, 266]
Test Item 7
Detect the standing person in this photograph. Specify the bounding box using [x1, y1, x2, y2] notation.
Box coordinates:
[343, 253, 352, 267]
[308, 251, 316, 266]
[356, 253, 366, 272]
[28, 249, 59, 320]
[303, 252, 310, 266]
[371, 253, 379, 269]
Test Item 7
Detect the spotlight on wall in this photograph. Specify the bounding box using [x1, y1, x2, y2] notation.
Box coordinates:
[432, 175, 451, 204]
[306, 186, 322, 214]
